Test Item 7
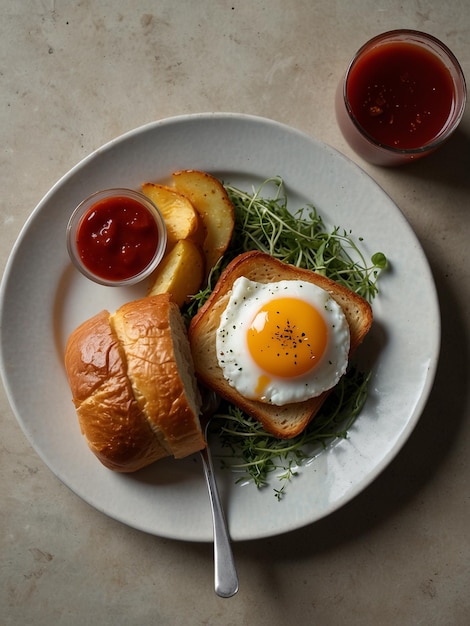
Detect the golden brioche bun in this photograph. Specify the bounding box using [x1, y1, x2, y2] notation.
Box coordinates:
[65, 294, 204, 472]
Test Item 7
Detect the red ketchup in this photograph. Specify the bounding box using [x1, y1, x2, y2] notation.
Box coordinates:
[76, 195, 160, 282]
[346, 41, 455, 150]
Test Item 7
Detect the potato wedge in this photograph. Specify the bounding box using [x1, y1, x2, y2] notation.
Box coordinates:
[142, 183, 202, 248]
[147, 238, 205, 308]
[172, 170, 234, 275]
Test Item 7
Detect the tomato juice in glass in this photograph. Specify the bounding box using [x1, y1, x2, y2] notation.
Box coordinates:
[335, 30, 466, 166]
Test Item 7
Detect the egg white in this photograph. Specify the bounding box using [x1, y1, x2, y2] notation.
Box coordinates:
[216, 277, 350, 405]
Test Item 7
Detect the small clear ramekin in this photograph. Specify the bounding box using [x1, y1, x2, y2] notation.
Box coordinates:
[66, 188, 167, 287]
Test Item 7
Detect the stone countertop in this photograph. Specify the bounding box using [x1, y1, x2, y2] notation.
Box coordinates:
[1, 2, 469, 624]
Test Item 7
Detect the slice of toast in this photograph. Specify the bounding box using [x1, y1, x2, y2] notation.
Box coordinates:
[188, 250, 373, 439]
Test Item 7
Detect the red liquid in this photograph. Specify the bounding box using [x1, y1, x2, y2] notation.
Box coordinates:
[347, 42, 455, 150]
[77, 196, 160, 281]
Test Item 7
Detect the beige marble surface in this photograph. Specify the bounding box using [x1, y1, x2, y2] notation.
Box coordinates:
[1, 1, 469, 624]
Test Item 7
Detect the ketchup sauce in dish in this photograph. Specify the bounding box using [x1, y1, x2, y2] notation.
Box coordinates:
[347, 41, 455, 150]
[67, 189, 167, 286]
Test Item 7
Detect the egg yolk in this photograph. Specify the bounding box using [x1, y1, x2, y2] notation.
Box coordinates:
[247, 297, 328, 379]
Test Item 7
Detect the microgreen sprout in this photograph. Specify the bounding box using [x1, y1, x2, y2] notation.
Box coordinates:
[208, 366, 370, 499]
[225, 176, 387, 300]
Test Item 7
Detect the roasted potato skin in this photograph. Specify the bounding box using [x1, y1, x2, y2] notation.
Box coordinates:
[143, 170, 235, 306]
[142, 183, 203, 249]
[172, 170, 235, 276]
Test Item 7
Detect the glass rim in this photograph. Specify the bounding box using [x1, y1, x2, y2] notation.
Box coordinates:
[66, 187, 168, 287]
[342, 29, 467, 156]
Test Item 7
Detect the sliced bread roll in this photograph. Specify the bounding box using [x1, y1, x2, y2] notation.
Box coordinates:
[64, 293, 204, 472]
[188, 251, 373, 439]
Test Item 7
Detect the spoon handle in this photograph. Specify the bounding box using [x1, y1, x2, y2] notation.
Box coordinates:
[200, 447, 239, 598]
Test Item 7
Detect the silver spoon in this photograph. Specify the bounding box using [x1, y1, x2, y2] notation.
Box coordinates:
[199, 390, 239, 598]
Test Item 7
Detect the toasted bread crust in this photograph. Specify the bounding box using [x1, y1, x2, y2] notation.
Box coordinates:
[188, 251, 373, 438]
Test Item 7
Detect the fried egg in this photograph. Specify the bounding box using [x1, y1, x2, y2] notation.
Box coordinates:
[216, 277, 350, 405]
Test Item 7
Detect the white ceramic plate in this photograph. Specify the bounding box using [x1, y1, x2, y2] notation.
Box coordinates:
[0, 113, 440, 542]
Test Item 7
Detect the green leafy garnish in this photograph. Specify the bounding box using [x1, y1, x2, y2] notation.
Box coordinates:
[225, 176, 386, 300]
[210, 366, 370, 500]
[184, 176, 387, 499]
